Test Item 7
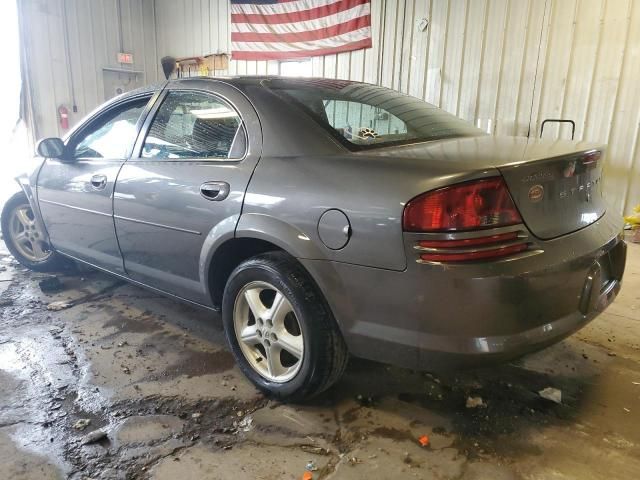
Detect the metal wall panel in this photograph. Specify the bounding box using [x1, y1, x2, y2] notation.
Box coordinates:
[154, 0, 230, 60]
[20, 0, 159, 140]
[20, 0, 640, 213]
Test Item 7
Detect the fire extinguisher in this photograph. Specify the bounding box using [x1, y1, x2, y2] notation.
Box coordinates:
[58, 105, 69, 130]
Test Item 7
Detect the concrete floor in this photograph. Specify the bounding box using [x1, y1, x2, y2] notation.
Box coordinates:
[0, 239, 639, 480]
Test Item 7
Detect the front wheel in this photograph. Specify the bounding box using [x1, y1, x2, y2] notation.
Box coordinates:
[222, 251, 348, 401]
[1, 192, 68, 272]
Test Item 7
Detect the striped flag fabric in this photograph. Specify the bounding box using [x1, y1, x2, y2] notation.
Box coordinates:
[230, 0, 372, 61]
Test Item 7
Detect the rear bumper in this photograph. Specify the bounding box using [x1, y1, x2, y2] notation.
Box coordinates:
[301, 212, 626, 370]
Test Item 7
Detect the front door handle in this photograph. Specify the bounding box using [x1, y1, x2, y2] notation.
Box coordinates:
[200, 181, 230, 201]
[90, 174, 107, 190]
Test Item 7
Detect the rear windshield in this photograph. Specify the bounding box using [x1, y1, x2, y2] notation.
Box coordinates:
[265, 79, 483, 150]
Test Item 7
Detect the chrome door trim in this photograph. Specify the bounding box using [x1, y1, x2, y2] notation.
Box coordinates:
[113, 214, 202, 235]
[39, 199, 112, 217]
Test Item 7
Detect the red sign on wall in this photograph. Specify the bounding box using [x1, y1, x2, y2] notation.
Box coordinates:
[117, 52, 134, 64]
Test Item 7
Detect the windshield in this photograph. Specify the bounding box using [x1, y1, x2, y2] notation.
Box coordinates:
[265, 79, 483, 150]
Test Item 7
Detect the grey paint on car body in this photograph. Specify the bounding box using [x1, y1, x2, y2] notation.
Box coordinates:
[19, 76, 626, 371]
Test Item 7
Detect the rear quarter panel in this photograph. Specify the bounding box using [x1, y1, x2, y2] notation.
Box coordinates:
[241, 154, 498, 271]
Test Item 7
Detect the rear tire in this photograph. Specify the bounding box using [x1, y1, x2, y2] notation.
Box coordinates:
[1, 192, 69, 272]
[222, 251, 348, 401]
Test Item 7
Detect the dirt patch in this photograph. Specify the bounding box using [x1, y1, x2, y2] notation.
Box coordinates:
[61, 394, 268, 479]
[394, 365, 589, 459]
[161, 349, 236, 380]
[371, 426, 416, 443]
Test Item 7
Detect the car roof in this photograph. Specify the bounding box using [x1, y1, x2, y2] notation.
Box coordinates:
[118, 76, 365, 102]
[165, 76, 360, 87]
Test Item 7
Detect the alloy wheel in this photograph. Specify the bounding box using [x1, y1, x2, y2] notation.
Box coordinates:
[233, 281, 304, 383]
[8, 204, 52, 262]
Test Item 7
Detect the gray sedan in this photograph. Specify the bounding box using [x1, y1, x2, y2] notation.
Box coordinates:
[1, 77, 626, 400]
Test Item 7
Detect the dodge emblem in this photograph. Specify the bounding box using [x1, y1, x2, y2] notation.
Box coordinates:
[528, 184, 544, 203]
[563, 160, 577, 178]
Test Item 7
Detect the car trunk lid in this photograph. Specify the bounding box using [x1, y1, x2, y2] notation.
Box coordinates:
[498, 149, 605, 239]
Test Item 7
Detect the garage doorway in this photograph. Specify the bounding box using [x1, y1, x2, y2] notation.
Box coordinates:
[0, 0, 29, 209]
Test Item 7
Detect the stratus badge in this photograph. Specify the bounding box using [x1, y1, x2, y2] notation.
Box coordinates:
[528, 184, 544, 202]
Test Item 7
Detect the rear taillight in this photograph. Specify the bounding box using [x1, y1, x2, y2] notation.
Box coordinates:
[405, 177, 529, 263]
[403, 177, 522, 232]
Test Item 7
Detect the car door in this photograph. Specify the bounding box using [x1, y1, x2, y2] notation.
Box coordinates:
[37, 93, 156, 273]
[113, 80, 262, 305]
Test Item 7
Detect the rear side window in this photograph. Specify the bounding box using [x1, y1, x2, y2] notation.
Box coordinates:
[142, 91, 246, 160]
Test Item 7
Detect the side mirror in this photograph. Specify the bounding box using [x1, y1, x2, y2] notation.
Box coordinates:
[36, 137, 65, 159]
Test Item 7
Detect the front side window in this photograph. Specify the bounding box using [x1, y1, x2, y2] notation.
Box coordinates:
[72, 97, 149, 159]
[265, 79, 483, 150]
[142, 91, 245, 160]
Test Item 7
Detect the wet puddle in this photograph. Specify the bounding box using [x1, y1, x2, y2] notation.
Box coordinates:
[103, 310, 164, 334]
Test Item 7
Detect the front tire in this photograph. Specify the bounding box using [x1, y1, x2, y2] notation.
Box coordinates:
[1, 192, 68, 272]
[222, 251, 348, 401]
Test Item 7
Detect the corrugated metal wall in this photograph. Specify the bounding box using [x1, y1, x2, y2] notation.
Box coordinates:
[19, 0, 160, 140]
[20, 0, 640, 213]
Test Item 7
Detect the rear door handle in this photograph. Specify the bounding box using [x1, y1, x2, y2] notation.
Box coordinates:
[200, 181, 230, 201]
[90, 174, 107, 190]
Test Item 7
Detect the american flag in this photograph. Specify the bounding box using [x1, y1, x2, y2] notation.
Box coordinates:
[230, 0, 372, 61]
